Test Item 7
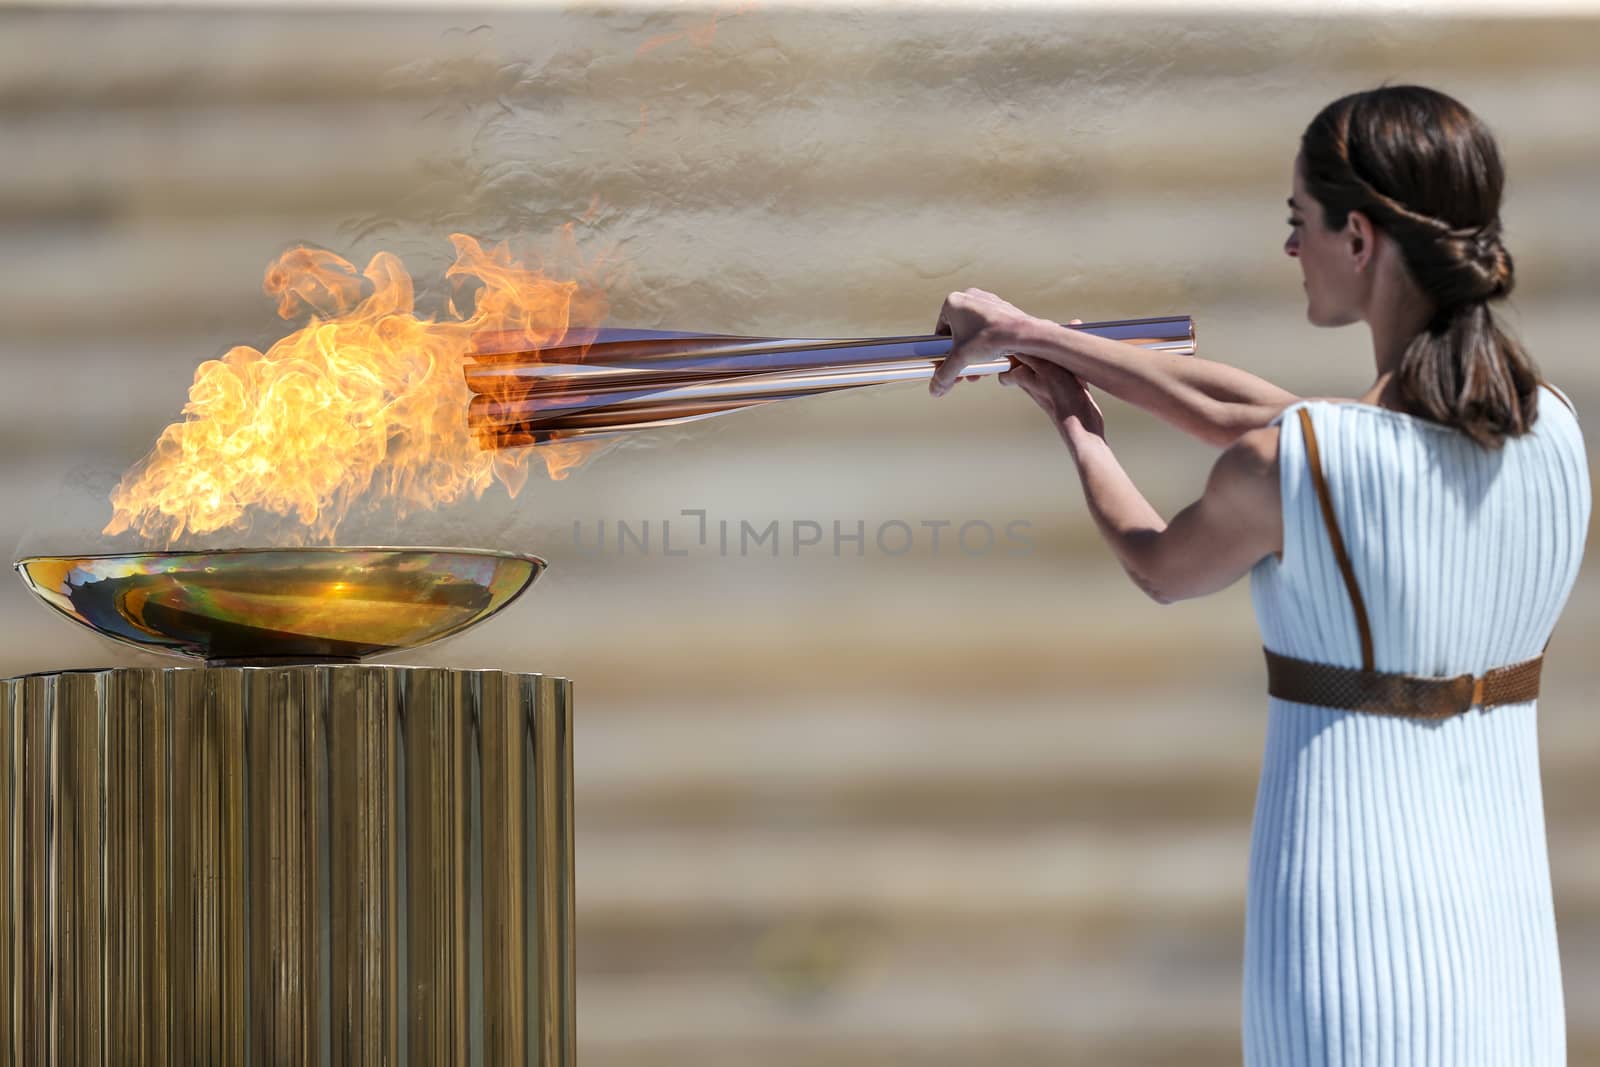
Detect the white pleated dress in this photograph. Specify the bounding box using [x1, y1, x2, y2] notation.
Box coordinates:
[1244, 384, 1590, 1067]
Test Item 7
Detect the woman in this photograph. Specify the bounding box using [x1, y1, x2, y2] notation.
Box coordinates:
[930, 85, 1589, 1065]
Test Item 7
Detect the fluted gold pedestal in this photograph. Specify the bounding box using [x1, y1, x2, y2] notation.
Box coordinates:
[0, 665, 574, 1066]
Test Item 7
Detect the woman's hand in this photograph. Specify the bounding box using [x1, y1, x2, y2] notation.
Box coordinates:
[927, 288, 1043, 397]
[998, 344, 1107, 445]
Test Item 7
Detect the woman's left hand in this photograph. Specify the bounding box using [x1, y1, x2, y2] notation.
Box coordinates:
[928, 288, 1041, 397]
[998, 347, 1107, 444]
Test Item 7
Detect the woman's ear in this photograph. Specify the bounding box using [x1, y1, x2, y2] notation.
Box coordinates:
[1345, 209, 1377, 273]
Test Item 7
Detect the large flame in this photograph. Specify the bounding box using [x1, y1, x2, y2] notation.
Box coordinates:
[104, 231, 608, 546]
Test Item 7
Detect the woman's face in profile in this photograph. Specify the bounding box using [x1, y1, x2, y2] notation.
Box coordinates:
[1285, 152, 1364, 328]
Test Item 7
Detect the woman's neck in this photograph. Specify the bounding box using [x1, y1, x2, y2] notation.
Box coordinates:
[1363, 253, 1435, 409]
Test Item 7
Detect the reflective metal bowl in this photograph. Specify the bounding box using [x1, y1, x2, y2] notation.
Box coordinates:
[14, 547, 545, 665]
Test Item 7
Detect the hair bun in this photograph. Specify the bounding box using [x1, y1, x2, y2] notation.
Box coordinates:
[1440, 220, 1512, 305]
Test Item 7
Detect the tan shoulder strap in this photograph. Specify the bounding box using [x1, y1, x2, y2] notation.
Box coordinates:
[1297, 407, 1376, 671]
[1539, 381, 1571, 655]
[1541, 379, 1576, 416]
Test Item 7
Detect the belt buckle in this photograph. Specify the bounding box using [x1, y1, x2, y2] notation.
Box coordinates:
[1405, 672, 1476, 718]
[1442, 673, 1478, 717]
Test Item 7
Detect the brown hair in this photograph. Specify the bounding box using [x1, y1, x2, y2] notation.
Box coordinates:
[1299, 85, 1541, 448]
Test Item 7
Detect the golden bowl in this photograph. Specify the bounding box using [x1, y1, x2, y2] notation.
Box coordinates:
[14, 547, 545, 666]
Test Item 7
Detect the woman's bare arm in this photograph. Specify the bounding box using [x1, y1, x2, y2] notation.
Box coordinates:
[1066, 423, 1284, 602]
[996, 355, 1285, 603]
[1010, 317, 1302, 447]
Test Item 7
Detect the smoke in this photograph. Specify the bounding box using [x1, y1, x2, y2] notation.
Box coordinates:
[14, 464, 128, 560]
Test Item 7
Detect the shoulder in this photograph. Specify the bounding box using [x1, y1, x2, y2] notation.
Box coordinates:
[1215, 396, 1378, 491]
[1226, 423, 1282, 471]
[1208, 423, 1282, 505]
[1222, 422, 1286, 470]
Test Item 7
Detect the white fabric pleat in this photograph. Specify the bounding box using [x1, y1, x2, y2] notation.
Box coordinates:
[1243, 385, 1589, 1066]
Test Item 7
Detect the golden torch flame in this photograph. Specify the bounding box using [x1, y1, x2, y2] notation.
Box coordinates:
[104, 230, 608, 546]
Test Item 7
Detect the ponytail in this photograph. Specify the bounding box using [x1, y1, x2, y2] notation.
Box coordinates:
[1398, 299, 1539, 449]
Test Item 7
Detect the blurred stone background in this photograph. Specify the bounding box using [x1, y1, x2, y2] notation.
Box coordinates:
[1, 5, 1597, 1064]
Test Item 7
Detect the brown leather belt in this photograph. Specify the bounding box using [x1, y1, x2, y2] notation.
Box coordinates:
[1264, 647, 1542, 719]
[1264, 402, 1560, 720]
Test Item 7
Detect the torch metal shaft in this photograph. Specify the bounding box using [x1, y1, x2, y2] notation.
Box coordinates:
[467, 315, 1194, 445]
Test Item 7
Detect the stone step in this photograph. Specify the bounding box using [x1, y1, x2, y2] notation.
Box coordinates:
[5, 11, 1598, 127]
[570, 689, 1600, 830]
[3, 162, 1596, 342]
[575, 963, 1243, 1067]
[6, 12, 1597, 101]
[0, 12, 461, 112]
[572, 824, 1600, 922]
[568, 917, 1600, 1067]
[574, 898, 1600, 982]
[6, 70, 1596, 221]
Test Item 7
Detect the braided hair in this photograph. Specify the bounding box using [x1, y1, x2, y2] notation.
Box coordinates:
[1300, 85, 1541, 448]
